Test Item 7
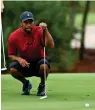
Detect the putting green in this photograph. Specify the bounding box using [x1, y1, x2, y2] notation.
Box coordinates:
[1, 74, 95, 110]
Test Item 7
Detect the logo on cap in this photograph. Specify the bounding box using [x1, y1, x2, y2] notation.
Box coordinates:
[27, 13, 30, 16]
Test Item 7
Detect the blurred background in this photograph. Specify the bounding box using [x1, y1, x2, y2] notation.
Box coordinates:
[1, 1, 95, 73]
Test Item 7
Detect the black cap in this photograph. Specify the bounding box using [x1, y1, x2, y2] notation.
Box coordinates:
[20, 11, 34, 21]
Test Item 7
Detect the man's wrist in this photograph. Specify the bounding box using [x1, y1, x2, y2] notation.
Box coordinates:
[15, 56, 21, 62]
[44, 27, 48, 32]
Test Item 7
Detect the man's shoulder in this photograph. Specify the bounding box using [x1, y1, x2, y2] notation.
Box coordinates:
[10, 28, 22, 37]
[8, 28, 22, 41]
[33, 25, 39, 29]
[32, 25, 42, 33]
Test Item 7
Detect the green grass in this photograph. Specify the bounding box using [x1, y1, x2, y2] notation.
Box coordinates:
[75, 13, 95, 28]
[1, 74, 95, 110]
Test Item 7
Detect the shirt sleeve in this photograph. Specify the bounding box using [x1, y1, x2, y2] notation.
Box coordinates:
[8, 34, 17, 55]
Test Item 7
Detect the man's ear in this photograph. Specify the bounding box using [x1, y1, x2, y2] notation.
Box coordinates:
[32, 21, 34, 24]
[20, 22, 22, 27]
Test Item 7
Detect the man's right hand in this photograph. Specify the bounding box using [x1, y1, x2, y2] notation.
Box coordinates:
[17, 57, 30, 68]
[8, 55, 30, 68]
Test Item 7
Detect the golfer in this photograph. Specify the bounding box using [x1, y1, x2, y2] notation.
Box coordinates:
[8, 11, 54, 96]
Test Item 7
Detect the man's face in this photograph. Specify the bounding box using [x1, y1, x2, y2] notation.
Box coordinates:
[20, 19, 33, 34]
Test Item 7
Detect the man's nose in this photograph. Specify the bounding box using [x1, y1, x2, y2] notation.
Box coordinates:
[27, 23, 32, 27]
[27, 22, 31, 26]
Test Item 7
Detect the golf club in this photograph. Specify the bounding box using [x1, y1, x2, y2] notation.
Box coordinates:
[1, 23, 7, 72]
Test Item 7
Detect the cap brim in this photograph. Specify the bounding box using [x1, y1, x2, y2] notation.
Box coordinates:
[22, 18, 34, 21]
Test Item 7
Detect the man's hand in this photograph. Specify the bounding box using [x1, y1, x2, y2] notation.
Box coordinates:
[39, 22, 54, 48]
[8, 55, 30, 68]
[39, 22, 47, 30]
[17, 57, 30, 68]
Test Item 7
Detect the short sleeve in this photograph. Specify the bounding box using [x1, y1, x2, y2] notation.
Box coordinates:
[8, 34, 17, 55]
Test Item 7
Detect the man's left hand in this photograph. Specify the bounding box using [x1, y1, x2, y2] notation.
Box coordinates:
[39, 22, 47, 30]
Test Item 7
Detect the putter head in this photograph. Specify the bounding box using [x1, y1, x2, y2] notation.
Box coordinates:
[1, 68, 7, 73]
[40, 95, 47, 99]
[1, 67, 7, 71]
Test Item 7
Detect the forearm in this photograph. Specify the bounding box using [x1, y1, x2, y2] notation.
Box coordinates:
[8, 55, 21, 62]
[45, 28, 54, 48]
[9, 55, 30, 67]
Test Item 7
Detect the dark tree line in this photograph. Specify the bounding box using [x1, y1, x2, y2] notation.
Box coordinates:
[1, 1, 93, 71]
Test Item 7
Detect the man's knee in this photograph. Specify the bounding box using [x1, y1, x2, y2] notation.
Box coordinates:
[40, 64, 50, 73]
[10, 68, 18, 73]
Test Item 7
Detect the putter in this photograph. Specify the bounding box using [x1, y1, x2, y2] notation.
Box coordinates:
[1, 23, 7, 72]
[40, 29, 47, 99]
